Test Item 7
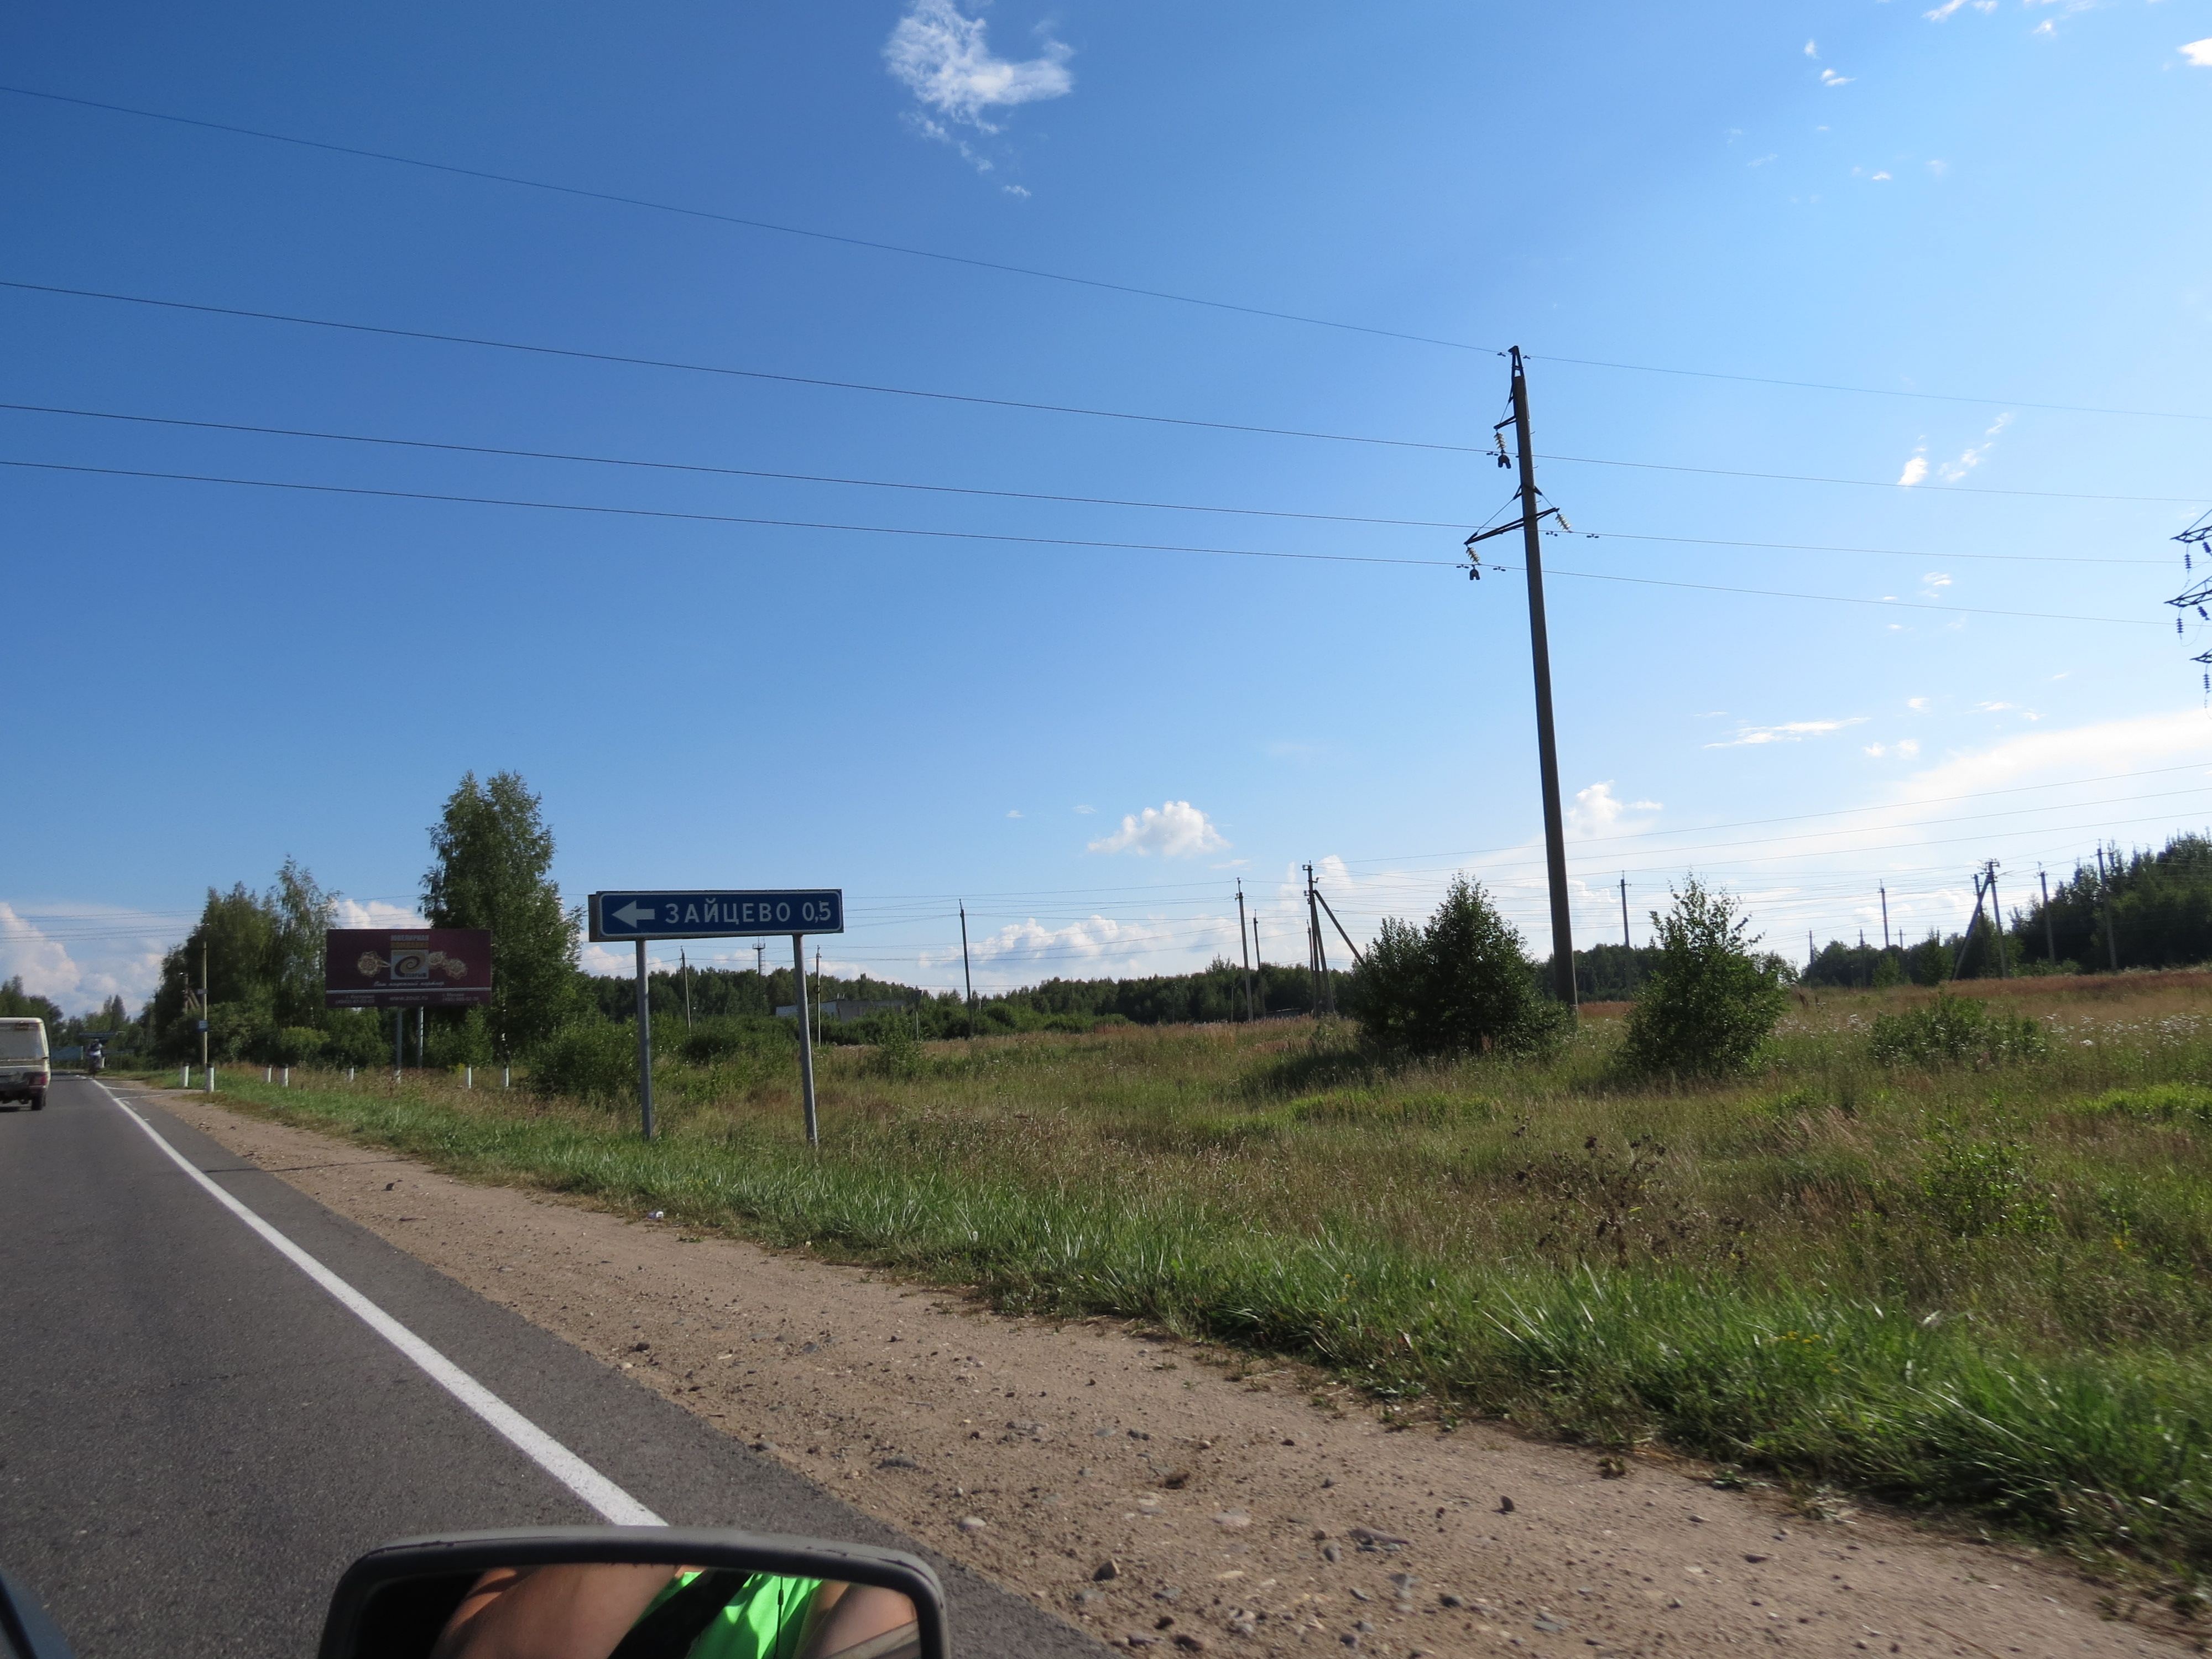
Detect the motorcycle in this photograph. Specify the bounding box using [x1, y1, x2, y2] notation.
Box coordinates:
[0, 1529, 943, 1659]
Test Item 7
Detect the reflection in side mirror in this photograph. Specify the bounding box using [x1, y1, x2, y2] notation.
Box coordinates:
[320, 1530, 945, 1659]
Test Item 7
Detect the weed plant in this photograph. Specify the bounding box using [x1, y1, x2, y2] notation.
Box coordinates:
[191, 975, 2212, 1586]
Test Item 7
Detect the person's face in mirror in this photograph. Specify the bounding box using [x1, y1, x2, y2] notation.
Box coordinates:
[430, 1563, 919, 1659]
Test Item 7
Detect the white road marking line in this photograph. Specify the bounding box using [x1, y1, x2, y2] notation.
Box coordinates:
[96, 1081, 665, 1527]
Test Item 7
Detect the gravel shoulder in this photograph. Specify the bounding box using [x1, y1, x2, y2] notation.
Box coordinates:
[134, 1084, 2188, 1659]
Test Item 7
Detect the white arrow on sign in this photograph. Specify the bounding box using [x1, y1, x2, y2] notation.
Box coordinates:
[610, 901, 659, 927]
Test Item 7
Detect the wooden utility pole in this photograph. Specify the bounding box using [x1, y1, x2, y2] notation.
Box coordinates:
[200, 940, 210, 1073]
[1303, 864, 1326, 1016]
[1508, 349, 1577, 1008]
[1235, 880, 1254, 1022]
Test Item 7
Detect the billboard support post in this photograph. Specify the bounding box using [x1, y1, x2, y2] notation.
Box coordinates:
[634, 938, 656, 1142]
[792, 934, 818, 1148]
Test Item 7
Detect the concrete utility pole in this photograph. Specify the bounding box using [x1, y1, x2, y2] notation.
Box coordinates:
[2095, 846, 2121, 971]
[1235, 880, 1254, 1022]
[201, 941, 210, 1073]
[1468, 349, 1579, 1008]
[1880, 883, 1890, 952]
[1304, 864, 1330, 1017]
[959, 902, 977, 1040]
[1619, 875, 1631, 950]
[753, 940, 766, 978]
[680, 948, 692, 1029]
[1984, 860, 2009, 978]
[2039, 868, 2057, 966]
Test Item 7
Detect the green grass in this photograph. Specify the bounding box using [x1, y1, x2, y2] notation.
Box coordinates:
[168, 977, 2212, 1593]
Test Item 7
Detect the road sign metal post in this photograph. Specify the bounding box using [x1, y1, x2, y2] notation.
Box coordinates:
[792, 934, 818, 1147]
[634, 938, 656, 1141]
[589, 889, 842, 1146]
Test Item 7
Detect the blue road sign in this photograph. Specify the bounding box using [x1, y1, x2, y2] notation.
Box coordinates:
[588, 890, 844, 942]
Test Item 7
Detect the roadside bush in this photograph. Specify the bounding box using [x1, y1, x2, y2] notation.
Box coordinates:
[1621, 878, 1789, 1078]
[530, 1019, 637, 1104]
[676, 1016, 791, 1067]
[319, 1010, 392, 1069]
[1345, 875, 1570, 1059]
[261, 1026, 326, 1066]
[1869, 993, 2048, 1070]
[863, 1019, 927, 1081]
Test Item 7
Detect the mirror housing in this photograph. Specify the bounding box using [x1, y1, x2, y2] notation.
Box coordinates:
[318, 1527, 948, 1659]
[0, 1569, 77, 1659]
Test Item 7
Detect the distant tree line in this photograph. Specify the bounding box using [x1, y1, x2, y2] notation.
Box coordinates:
[1799, 831, 2212, 986]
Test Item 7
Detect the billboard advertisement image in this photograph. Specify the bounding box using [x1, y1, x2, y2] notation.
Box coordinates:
[324, 928, 493, 1007]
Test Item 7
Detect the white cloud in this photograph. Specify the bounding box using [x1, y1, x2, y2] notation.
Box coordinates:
[1907, 697, 1930, 711]
[1820, 68, 1854, 86]
[1804, 38, 1819, 56]
[2184, 39, 2212, 66]
[1898, 448, 1930, 486]
[1921, 572, 1953, 599]
[1927, 159, 1948, 176]
[335, 898, 424, 929]
[1568, 781, 1662, 839]
[1088, 801, 1229, 859]
[1006, 808, 1024, 818]
[1864, 739, 1923, 759]
[1002, 184, 1031, 199]
[1938, 413, 2011, 482]
[885, 0, 1072, 132]
[0, 902, 171, 1015]
[1073, 804, 1096, 815]
[1708, 717, 1867, 749]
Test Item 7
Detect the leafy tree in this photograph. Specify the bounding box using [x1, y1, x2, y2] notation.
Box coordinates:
[0, 977, 64, 1024]
[268, 857, 336, 1027]
[1621, 878, 1789, 1077]
[1345, 876, 1569, 1058]
[423, 771, 578, 1060]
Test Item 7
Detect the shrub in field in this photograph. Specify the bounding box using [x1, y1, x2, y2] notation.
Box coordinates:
[2078, 1082, 2212, 1127]
[319, 1011, 392, 1069]
[530, 1019, 638, 1104]
[1869, 993, 2048, 1070]
[1918, 1118, 2052, 1237]
[1620, 879, 1789, 1078]
[1345, 876, 1569, 1058]
[676, 1016, 791, 1067]
[864, 1018, 927, 1081]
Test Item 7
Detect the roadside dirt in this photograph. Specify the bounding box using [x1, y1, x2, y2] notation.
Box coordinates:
[134, 1084, 2190, 1659]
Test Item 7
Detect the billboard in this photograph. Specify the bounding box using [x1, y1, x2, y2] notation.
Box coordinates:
[325, 929, 493, 1008]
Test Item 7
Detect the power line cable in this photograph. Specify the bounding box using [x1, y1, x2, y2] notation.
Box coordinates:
[0, 398, 2173, 566]
[4, 83, 2205, 425]
[4, 279, 2203, 506]
[0, 456, 2162, 625]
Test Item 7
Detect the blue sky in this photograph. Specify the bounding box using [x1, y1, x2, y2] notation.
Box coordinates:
[3, 0, 2209, 1011]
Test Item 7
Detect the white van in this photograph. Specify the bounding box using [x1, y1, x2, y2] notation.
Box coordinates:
[0, 1018, 49, 1110]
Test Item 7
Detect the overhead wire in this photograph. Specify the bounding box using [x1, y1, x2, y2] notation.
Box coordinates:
[4, 82, 2206, 424]
[0, 398, 2175, 567]
[0, 457, 2163, 625]
[4, 279, 2205, 507]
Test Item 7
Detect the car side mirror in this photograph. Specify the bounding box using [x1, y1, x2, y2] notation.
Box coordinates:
[0, 1569, 77, 1659]
[318, 1528, 948, 1659]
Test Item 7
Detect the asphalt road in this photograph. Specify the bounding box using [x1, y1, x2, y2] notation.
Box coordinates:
[0, 1074, 1095, 1659]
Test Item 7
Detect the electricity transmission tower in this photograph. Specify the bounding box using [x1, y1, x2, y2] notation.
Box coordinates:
[2164, 511, 2212, 690]
[1464, 347, 1577, 1008]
